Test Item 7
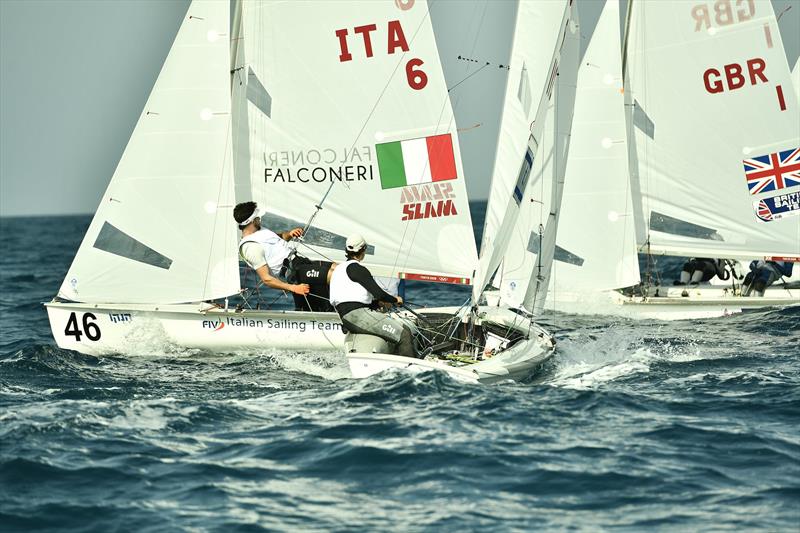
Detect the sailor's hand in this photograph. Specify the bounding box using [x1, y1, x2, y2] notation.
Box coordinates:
[293, 283, 310, 295]
[395, 296, 404, 306]
[287, 227, 304, 239]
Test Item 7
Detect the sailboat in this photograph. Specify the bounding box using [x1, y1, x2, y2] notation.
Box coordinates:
[492, 0, 799, 320]
[46, 0, 571, 384]
[47, 0, 463, 356]
[346, 0, 581, 383]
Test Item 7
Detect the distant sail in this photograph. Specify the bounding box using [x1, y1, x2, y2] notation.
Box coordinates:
[473, 0, 574, 301]
[625, 0, 800, 260]
[551, 0, 640, 294]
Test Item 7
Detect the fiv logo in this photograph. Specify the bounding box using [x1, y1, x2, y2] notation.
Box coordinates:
[202, 319, 225, 331]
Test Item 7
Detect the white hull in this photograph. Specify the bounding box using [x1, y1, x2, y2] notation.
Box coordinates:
[545, 284, 799, 320]
[346, 307, 555, 384]
[45, 301, 344, 356]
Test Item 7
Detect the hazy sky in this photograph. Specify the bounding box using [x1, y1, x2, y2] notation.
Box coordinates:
[1, 0, 798, 217]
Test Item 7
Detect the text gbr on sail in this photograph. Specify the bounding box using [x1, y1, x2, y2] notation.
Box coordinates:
[691, 0, 755, 31]
[703, 58, 766, 94]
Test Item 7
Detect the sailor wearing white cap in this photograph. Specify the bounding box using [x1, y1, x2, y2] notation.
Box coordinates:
[329, 233, 417, 358]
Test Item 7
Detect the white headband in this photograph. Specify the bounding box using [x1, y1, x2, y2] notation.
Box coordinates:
[239, 208, 261, 227]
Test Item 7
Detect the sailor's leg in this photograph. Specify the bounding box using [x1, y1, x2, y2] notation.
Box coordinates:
[340, 308, 406, 350]
[742, 271, 755, 295]
[347, 309, 416, 358]
[690, 270, 704, 284]
[678, 271, 690, 284]
[395, 326, 416, 359]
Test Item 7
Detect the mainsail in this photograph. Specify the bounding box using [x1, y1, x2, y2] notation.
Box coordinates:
[625, 0, 800, 261]
[237, 0, 478, 282]
[550, 0, 640, 295]
[58, 0, 239, 304]
[473, 0, 575, 303]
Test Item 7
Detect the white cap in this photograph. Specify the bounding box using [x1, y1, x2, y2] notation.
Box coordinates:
[345, 233, 367, 252]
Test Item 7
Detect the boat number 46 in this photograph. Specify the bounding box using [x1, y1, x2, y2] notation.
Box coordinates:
[64, 312, 101, 342]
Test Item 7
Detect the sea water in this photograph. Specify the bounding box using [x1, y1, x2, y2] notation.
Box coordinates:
[1, 207, 798, 531]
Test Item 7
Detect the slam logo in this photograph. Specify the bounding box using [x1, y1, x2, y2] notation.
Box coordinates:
[202, 319, 225, 331]
[399, 182, 458, 221]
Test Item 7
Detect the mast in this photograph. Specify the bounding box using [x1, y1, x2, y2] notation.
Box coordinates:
[620, 0, 633, 81]
[230, 0, 252, 203]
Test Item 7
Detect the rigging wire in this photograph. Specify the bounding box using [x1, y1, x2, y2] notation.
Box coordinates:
[296, 5, 435, 246]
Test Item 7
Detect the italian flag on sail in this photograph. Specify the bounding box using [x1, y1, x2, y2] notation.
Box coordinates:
[376, 133, 457, 189]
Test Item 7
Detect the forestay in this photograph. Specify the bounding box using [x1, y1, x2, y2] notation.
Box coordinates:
[550, 0, 640, 294]
[58, 0, 240, 304]
[238, 0, 477, 283]
[473, 0, 574, 302]
[625, 0, 800, 261]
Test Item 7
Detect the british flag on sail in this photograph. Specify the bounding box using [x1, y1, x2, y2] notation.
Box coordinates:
[743, 147, 800, 196]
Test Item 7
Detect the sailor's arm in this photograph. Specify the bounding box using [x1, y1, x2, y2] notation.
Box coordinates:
[254, 265, 310, 295]
[280, 228, 304, 241]
[241, 241, 309, 295]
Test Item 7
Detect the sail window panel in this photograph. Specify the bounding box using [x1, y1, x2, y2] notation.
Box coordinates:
[648, 211, 722, 240]
[528, 232, 585, 267]
[93, 222, 173, 269]
[261, 212, 375, 255]
[632, 100, 654, 139]
[246, 67, 272, 118]
[517, 64, 532, 116]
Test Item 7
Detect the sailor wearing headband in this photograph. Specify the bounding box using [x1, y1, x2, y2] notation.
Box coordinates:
[233, 201, 335, 311]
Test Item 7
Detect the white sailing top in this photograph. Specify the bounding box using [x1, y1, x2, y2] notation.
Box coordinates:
[239, 229, 291, 277]
[330, 260, 372, 307]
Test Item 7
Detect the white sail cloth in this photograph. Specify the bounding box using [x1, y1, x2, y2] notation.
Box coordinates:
[473, 0, 573, 302]
[238, 0, 478, 283]
[625, 0, 800, 261]
[58, 0, 239, 304]
[492, 0, 581, 312]
[550, 0, 640, 294]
